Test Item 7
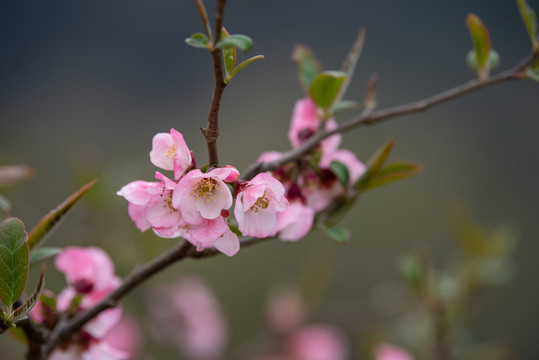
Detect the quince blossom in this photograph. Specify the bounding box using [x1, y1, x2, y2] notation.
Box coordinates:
[150, 128, 192, 179]
[117, 172, 183, 237]
[172, 167, 238, 224]
[235, 172, 288, 238]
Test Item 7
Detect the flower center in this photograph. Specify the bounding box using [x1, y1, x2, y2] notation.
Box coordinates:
[251, 196, 270, 213]
[192, 178, 218, 203]
[164, 143, 178, 160]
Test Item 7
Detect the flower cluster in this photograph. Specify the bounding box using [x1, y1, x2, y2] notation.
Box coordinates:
[118, 128, 288, 256]
[257, 97, 366, 241]
[31, 247, 140, 360]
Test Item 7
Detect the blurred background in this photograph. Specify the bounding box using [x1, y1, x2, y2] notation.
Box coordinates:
[1, 0, 538, 358]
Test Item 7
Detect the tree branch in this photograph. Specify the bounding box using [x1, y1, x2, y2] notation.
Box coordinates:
[202, 0, 228, 167]
[242, 54, 536, 180]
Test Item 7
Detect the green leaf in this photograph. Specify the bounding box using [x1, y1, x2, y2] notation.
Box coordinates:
[330, 161, 350, 188]
[309, 71, 347, 111]
[226, 55, 264, 83]
[221, 28, 236, 75]
[357, 138, 395, 190]
[0, 218, 29, 310]
[29, 247, 62, 268]
[516, 0, 538, 49]
[320, 225, 350, 244]
[532, 56, 539, 70]
[338, 28, 366, 101]
[185, 33, 210, 49]
[466, 49, 500, 75]
[332, 100, 361, 115]
[216, 34, 253, 52]
[10, 265, 45, 323]
[361, 162, 423, 190]
[466, 14, 491, 77]
[27, 180, 96, 249]
[292, 45, 323, 94]
[0, 165, 33, 188]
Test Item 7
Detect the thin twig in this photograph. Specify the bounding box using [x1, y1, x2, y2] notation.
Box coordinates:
[202, 0, 228, 167]
[242, 54, 536, 180]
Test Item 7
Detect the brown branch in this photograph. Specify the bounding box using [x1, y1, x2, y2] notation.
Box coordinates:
[242, 54, 536, 180]
[202, 0, 228, 167]
[17, 318, 47, 360]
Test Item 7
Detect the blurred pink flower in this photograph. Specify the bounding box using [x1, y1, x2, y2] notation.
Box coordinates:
[103, 314, 143, 359]
[50, 340, 129, 360]
[235, 173, 288, 238]
[55, 247, 116, 294]
[150, 128, 192, 179]
[149, 277, 228, 360]
[286, 324, 348, 360]
[374, 343, 415, 360]
[288, 97, 341, 152]
[266, 290, 306, 334]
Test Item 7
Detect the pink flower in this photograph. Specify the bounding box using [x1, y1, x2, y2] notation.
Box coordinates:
[180, 217, 240, 256]
[150, 128, 192, 179]
[286, 324, 348, 360]
[148, 277, 228, 360]
[50, 341, 129, 360]
[273, 201, 314, 241]
[374, 344, 415, 360]
[55, 247, 116, 294]
[288, 98, 341, 151]
[235, 173, 288, 238]
[172, 167, 238, 224]
[117, 172, 183, 236]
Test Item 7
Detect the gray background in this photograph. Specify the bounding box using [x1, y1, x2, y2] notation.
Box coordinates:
[1, 0, 538, 358]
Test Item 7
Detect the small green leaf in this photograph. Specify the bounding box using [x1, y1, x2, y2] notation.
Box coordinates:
[338, 28, 366, 102]
[29, 248, 62, 268]
[357, 138, 395, 190]
[309, 71, 347, 111]
[361, 162, 423, 190]
[185, 33, 210, 49]
[466, 14, 491, 77]
[216, 34, 253, 52]
[226, 55, 264, 83]
[292, 45, 323, 94]
[516, 0, 538, 49]
[27, 180, 96, 249]
[0, 218, 29, 310]
[320, 225, 350, 244]
[330, 161, 350, 188]
[466, 49, 500, 75]
[221, 28, 236, 75]
[10, 265, 45, 323]
[332, 100, 361, 115]
[0, 165, 33, 188]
